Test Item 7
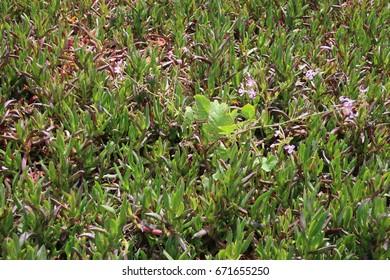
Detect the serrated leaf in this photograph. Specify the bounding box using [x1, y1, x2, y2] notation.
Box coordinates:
[209, 100, 234, 131]
[219, 124, 238, 135]
[242, 104, 255, 119]
[230, 108, 238, 119]
[184, 106, 194, 125]
[194, 95, 210, 120]
[261, 156, 278, 172]
[216, 146, 229, 161]
[203, 123, 219, 141]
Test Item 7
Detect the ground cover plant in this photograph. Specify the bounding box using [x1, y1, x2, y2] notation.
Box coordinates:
[0, 0, 389, 260]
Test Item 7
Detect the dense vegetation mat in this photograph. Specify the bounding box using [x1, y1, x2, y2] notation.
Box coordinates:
[0, 0, 389, 259]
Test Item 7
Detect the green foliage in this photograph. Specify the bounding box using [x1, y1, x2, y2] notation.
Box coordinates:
[0, 0, 389, 260]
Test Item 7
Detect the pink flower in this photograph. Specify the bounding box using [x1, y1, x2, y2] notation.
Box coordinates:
[247, 88, 257, 99]
[305, 69, 317, 81]
[274, 130, 282, 138]
[182, 46, 190, 53]
[238, 75, 258, 98]
[339, 96, 358, 120]
[343, 106, 358, 119]
[113, 59, 126, 74]
[247, 77, 256, 87]
[238, 84, 245, 96]
[284, 144, 295, 154]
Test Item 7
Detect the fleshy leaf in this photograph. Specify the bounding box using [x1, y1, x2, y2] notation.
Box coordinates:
[100, 205, 116, 215]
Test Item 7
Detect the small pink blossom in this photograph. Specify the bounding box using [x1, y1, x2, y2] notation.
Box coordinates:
[274, 130, 282, 138]
[339, 96, 351, 103]
[298, 64, 307, 70]
[247, 88, 257, 99]
[113, 59, 126, 74]
[339, 96, 358, 120]
[284, 144, 295, 154]
[238, 75, 258, 98]
[182, 46, 190, 53]
[305, 69, 317, 81]
[247, 77, 256, 87]
[238, 84, 245, 96]
[342, 106, 358, 119]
